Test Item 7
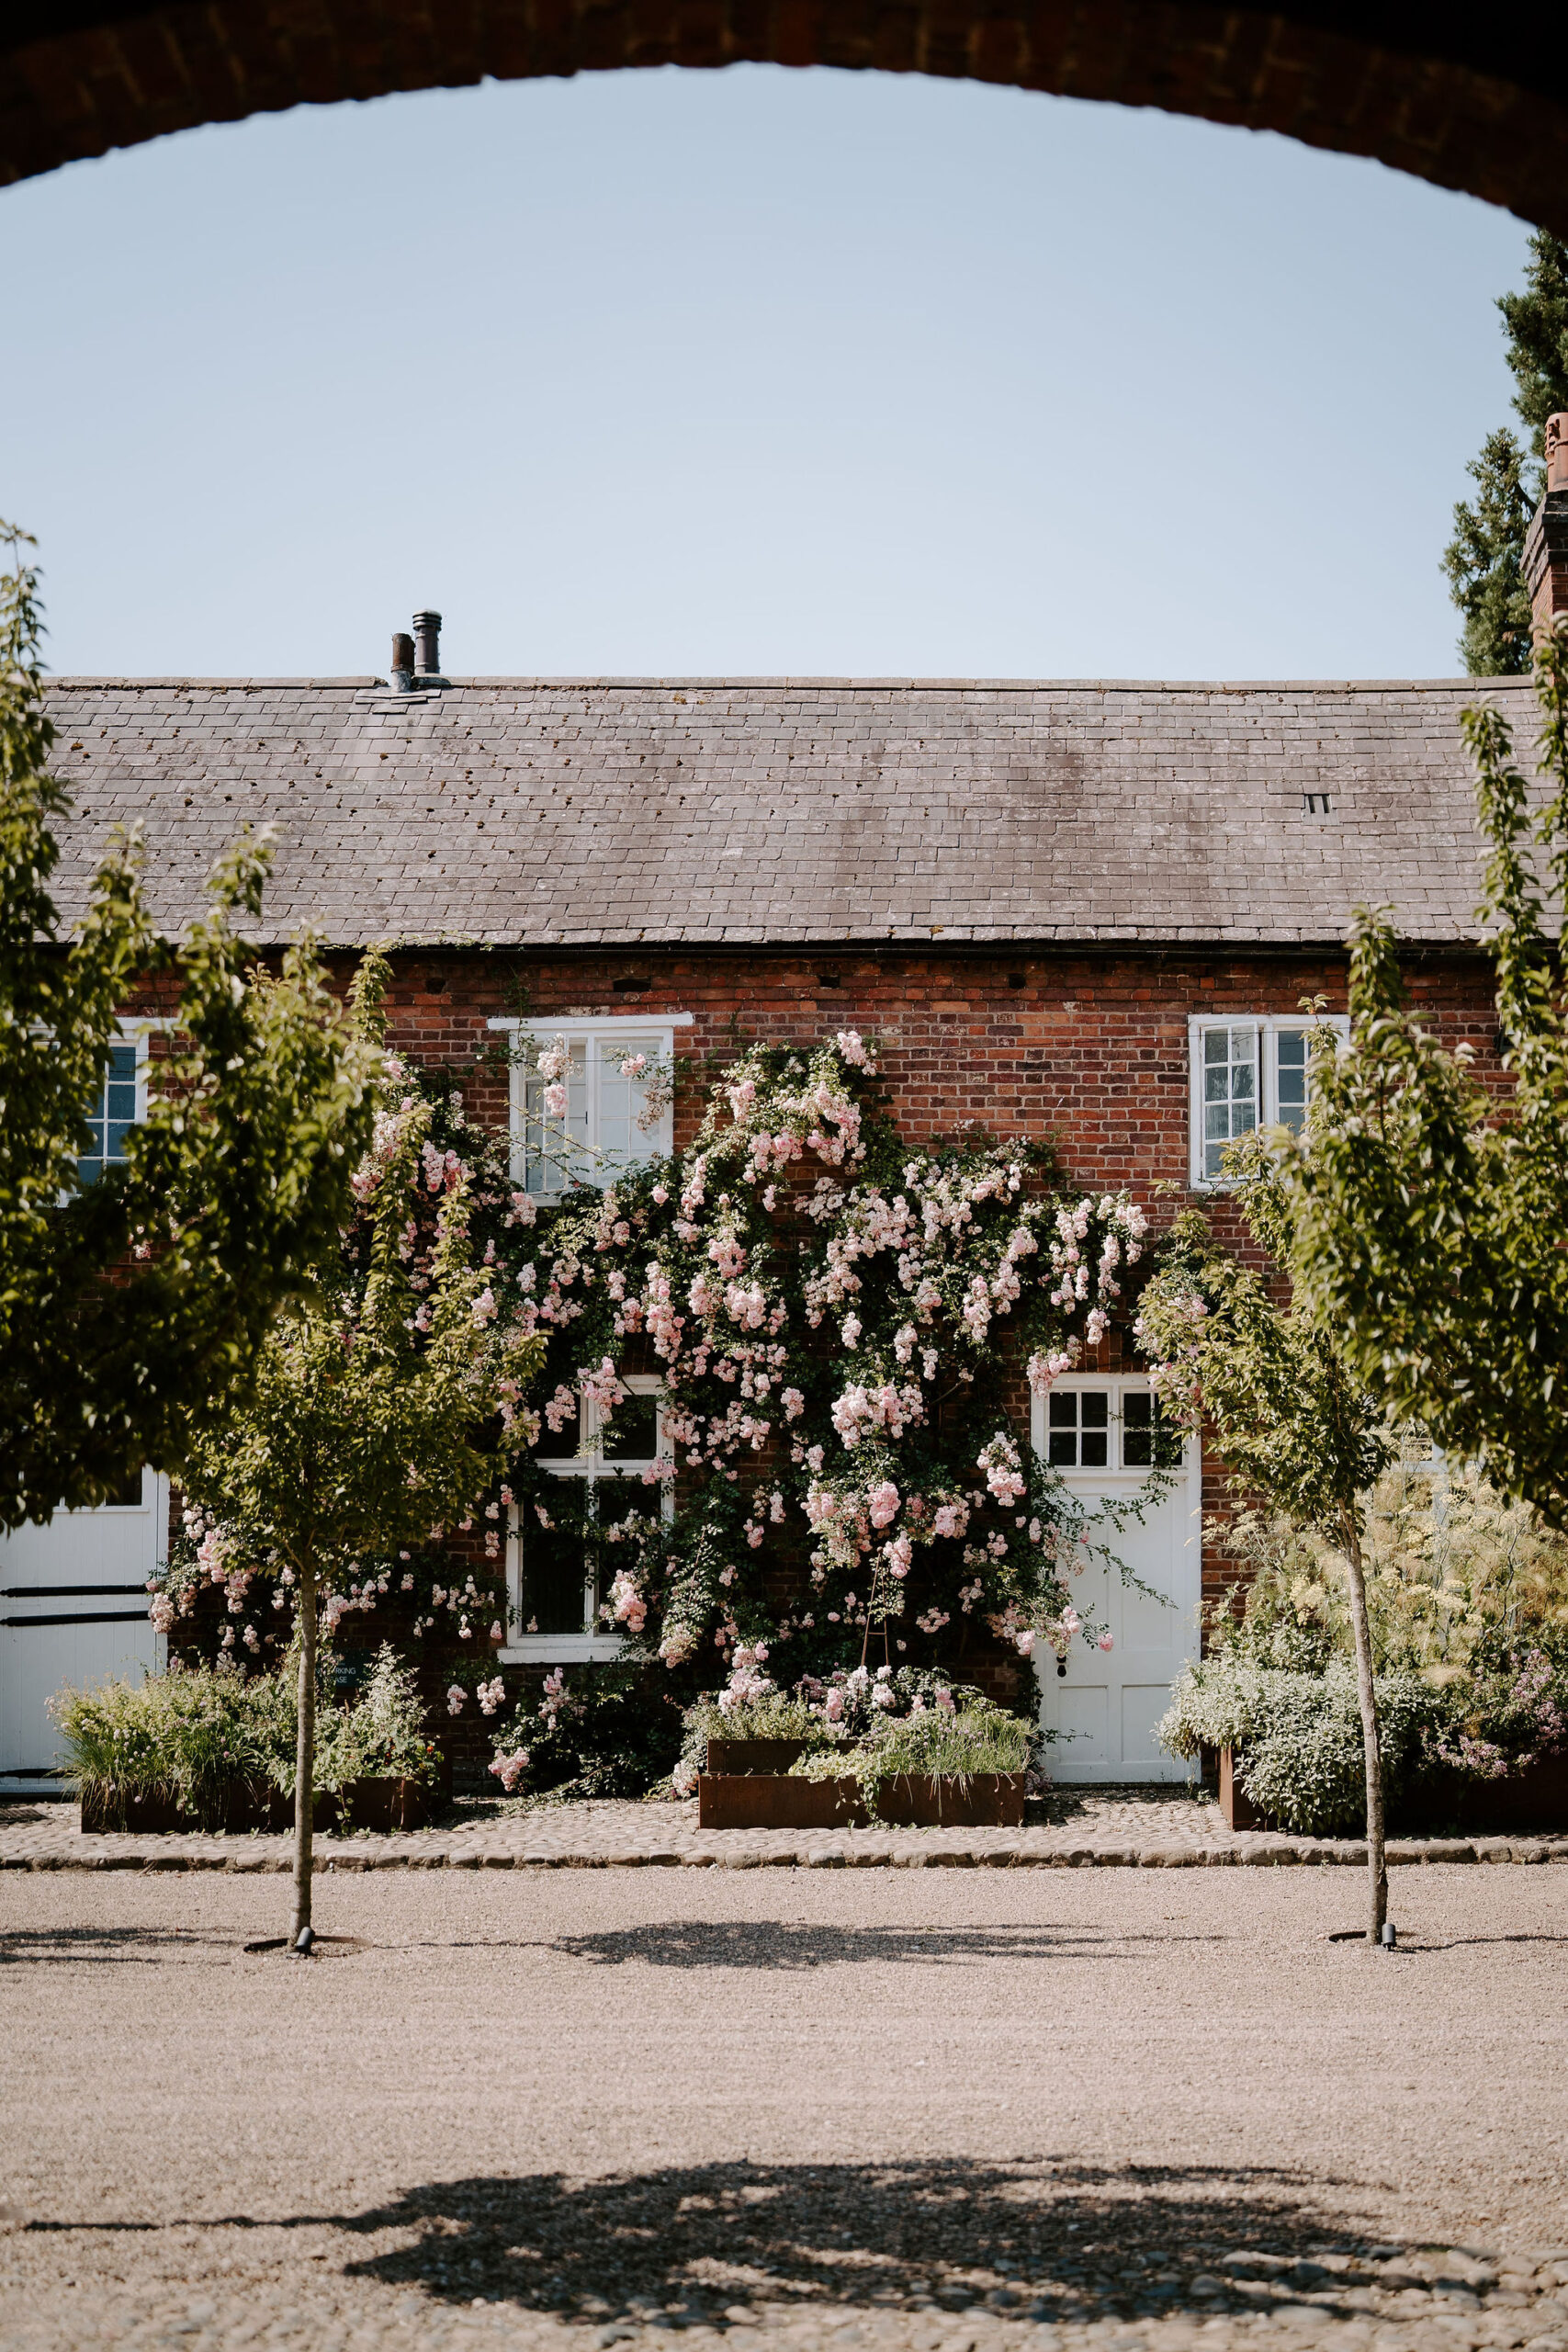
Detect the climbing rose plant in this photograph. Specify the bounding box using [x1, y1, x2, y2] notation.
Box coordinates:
[497, 1029, 1155, 1684]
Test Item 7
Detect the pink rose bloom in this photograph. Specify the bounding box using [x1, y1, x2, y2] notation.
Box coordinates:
[544, 1082, 568, 1116]
[868, 1480, 900, 1529]
[1097, 1631, 1114, 1652]
[1015, 1629, 1036, 1657]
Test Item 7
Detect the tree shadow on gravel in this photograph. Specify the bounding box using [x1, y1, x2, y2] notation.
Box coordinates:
[0, 1926, 235, 1967]
[540, 1921, 1228, 1971]
[333, 2157, 1393, 2329]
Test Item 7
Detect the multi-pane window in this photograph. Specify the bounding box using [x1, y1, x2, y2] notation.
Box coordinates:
[1188, 1015, 1348, 1183]
[1039, 1383, 1183, 1474]
[1201, 1024, 1258, 1180]
[1048, 1390, 1110, 1468]
[509, 1380, 666, 1657]
[1122, 1391, 1183, 1469]
[78, 1040, 141, 1188]
[488, 1014, 691, 1198]
[1274, 1028, 1309, 1134]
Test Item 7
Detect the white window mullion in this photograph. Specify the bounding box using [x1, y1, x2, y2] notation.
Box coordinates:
[585, 1034, 602, 1166]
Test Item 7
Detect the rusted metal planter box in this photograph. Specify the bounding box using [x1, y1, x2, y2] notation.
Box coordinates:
[79, 1773, 440, 1835]
[875, 1771, 1026, 1827]
[1436, 1750, 1568, 1834]
[1218, 1748, 1262, 1832]
[1217, 1746, 1568, 1835]
[698, 1773, 863, 1828]
[696, 1770, 1025, 1831]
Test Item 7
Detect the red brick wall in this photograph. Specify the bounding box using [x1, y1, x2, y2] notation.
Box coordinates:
[339, 940, 1504, 1630]
[132, 940, 1502, 1768]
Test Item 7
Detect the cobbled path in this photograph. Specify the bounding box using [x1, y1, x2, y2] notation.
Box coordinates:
[4, 1787, 1566, 1871]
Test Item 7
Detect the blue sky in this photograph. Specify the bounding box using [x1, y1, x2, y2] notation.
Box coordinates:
[2, 64, 1532, 680]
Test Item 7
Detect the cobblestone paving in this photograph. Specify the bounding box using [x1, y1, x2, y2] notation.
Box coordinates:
[4, 1787, 1565, 1871]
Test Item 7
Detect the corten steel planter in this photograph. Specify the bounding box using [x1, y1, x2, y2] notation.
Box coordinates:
[874, 1771, 1026, 1827]
[1218, 1748, 1263, 1833]
[79, 1773, 441, 1835]
[696, 1770, 1026, 1830]
[704, 1738, 807, 1775]
[698, 1774, 864, 1829]
[1218, 1745, 1568, 1836]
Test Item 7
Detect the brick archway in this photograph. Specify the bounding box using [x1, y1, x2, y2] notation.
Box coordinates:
[3, 4, 1567, 232]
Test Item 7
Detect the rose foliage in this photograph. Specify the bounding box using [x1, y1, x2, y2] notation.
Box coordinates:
[496, 1029, 1155, 1695]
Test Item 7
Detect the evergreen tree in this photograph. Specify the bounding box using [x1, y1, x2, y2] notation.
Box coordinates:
[1444, 232, 1568, 675]
[1442, 430, 1534, 676]
[1498, 230, 1568, 447]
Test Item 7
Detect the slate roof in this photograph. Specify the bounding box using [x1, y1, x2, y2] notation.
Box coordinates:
[41, 673, 1534, 950]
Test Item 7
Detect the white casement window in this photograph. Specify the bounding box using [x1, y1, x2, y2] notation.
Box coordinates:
[502, 1376, 670, 1663]
[486, 1013, 692, 1198]
[1188, 1014, 1349, 1185]
[1034, 1381, 1186, 1474]
[76, 1029, 152, 1188]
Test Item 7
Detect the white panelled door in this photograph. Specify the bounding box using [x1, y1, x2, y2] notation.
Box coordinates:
[1032, 1379, 1201, 1783]
[0, 1472, 166, 1790]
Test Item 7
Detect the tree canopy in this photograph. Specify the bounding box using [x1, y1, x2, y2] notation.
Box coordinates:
[0, 527, 378, 1528]
[1283, 627, 1568, 1531]
[1444, 232, 1568, 675]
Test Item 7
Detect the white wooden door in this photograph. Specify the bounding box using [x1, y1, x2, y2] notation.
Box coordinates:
[1032, 1379, 1201, 1783]
[0, 1472, 166, 1791]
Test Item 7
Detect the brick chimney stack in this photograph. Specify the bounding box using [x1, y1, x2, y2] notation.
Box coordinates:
[1524, 413, 1568, 639]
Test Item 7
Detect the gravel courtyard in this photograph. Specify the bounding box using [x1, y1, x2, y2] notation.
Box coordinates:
[2, 1867, 1565, 2352]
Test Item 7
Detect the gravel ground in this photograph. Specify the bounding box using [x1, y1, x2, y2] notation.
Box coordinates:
[2, 1867, 1566, 2352]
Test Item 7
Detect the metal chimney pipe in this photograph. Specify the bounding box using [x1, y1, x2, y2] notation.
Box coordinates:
[389, 631, 415, 691]
[412, 610, 442, 677]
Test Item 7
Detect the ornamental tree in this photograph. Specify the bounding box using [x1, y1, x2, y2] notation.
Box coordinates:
[1284, 627, 1568, 1532]
[1, 526, 378, 1527]
[168, 961, 545, 1946]
[1135, 1156, 1397, 1941]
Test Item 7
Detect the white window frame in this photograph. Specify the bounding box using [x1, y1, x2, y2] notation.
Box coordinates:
[501, 1374, 671, 1663]
[63, 1021, 162, 1196]
[1031, 1375, 1191, 1481]
[486, 1012, 692, 1199]
[1187, 1012, 1349, 1187]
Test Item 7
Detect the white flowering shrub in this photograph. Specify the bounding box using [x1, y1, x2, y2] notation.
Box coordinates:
[1156, 1659, 1447, 1835]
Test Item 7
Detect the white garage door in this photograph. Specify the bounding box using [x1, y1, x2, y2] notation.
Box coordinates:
[1032, 1379, 1201, 1783]
[0, 1471, 166, 1792]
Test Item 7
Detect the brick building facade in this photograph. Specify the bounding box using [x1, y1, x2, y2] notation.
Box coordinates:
[8, 649, 1521, 1788]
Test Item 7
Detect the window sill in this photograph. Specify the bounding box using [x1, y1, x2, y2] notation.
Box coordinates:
[498, 1635, 626, 1664]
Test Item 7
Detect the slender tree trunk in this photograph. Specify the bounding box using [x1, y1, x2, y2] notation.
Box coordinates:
[1342, 1517, 1387, 1942]
[291, 1557, 316, 1946]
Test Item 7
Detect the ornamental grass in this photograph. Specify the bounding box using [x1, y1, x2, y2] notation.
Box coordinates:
[51, 1643, 439, 1827]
